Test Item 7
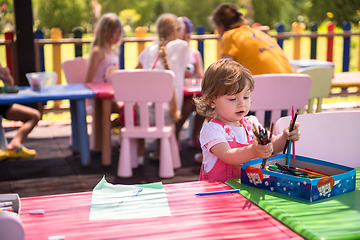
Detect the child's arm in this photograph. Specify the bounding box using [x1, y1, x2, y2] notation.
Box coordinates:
[0, 64, 14, 86]
[210, 139, 274, 165]
[271, 122, 301, 153]
[85, 46, 103, 83]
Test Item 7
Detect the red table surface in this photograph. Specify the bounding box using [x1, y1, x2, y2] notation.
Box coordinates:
[86, 82, 201, 98]
[85, 82, 114, 99]
[19, 181, 302, 240]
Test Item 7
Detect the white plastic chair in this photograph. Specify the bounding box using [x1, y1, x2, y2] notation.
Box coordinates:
[0, 211, 24, 240]
[251, 73, 312, 127]
[110, 69, 181, 178]
[296, 67, 334, 113]
[274, 111, 360, 168]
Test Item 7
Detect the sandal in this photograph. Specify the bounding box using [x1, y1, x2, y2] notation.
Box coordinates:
[7, 145, 36, 158]
[0, 149, 8, 161]
[112, 127, 120, 135]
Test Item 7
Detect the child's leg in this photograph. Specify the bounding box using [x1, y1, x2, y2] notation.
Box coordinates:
[189, 113, 205, 149]
[175, 96, 194, 140]
[111, 100, 124, 128]
[5, 104, 41, 151]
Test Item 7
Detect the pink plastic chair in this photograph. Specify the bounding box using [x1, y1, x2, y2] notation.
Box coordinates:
[274, 111, 360, 168]
[62, 57, 97, 150]
[251, 74, 312, 126]
[110, 69, 181, 178]
[61, 57, 92, 114]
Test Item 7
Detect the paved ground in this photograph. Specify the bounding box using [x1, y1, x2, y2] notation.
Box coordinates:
[0, 118, 202, 198]
[1, 104, 359, 198]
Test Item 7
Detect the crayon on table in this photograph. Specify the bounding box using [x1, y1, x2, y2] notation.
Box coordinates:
[196, 189, 240, 196]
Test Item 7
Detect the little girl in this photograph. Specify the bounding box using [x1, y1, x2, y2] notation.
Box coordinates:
[136, 13, 189, 162]
[194, 59, 301, 183]
[175, 16, 205, 152]
[85, 13, 124, 129]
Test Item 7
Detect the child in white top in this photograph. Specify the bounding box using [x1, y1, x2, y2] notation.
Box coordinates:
[193, 59, 301, 183]
[85, 13, 124, 129]
[175, 16, 205, 152]
[136, 13, 190, 163]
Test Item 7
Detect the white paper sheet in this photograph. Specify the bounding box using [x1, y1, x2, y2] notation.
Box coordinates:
[89, 176, 171, 220]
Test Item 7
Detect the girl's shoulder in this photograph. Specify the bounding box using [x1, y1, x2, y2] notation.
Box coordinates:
[90, 46, 105, 60]
[167, 39, 188, 49]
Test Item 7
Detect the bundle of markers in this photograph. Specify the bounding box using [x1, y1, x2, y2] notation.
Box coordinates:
[265, 162, 331, 178]
[0, 201, 15, 213]
[252, 122, 274, 169]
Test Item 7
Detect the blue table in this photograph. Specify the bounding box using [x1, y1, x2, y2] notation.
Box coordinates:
[0, 83, 95, 166]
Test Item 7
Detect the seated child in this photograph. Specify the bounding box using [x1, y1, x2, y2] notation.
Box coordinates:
[193, 59, 300, 182]
[0, 63, 41, 160]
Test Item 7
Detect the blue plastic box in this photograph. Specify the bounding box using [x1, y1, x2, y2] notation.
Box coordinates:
[241, 154, 356, 202]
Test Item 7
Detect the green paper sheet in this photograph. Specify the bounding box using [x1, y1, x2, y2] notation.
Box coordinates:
[226, 169, 360, 240]
[89, 176, 171, 220]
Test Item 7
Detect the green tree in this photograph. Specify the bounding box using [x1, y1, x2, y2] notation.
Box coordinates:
[37, 0, 91, 34]
[308, 0, 360, 27]
[0, 0, 14, 33]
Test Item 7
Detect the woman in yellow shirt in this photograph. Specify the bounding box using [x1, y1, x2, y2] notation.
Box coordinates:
[211, 3, 293, 75]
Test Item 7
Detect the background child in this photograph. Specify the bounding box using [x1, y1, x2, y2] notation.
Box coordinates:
[0, 63, 41, 160]
[193, 59, 300, 183]
[175, 16, 205, 153]
[136, 13, 190, 163]
[85, 13, 124, 130]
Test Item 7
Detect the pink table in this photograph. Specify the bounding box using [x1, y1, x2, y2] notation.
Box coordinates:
[183, 78, 201, 97]
[85, 82, 114, 166]
[19, 181, 302, 240]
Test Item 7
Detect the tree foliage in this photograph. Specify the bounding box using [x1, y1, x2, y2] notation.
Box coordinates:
[32, 0, 360, 34]
[308, 0, 360, 27]
[37, 0, 91, 34]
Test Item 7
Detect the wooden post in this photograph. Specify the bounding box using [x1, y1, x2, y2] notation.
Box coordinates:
[358, 21, 360, 71]
[4, 31, 13, 75]
[342, 21, 351, 72]
[309, 22, 318, 59]
[51, 27, 63, 107]
[195, 25, 205, 65]
[275, 23, 285, 49]
[326, 21, 334, 62]
[34, 29, 45, 72]
[214, 28, 221, 60]
[51, 28, 62, 84]
[135, 27, 146, 56]
[73, 28, 83, 57]
[292, 22, 301, 60]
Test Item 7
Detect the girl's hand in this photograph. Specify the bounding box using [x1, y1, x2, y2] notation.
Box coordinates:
[283, 122, 301, 142]
[251, 139, 274, 159]
[0, 66, 14, 85]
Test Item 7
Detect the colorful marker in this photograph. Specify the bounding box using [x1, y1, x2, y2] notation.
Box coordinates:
[196, 189, 240, 196]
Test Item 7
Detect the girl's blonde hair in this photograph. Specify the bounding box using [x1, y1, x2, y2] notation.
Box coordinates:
[211, 3, 246, 31]
[92, 13, 123, 49]
[194, 59, 254, 117]
[156, 13, 182, 122]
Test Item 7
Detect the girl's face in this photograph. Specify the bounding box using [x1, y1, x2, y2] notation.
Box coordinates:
[211, 84, 252, 127]
[109, 27, 121, 45]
